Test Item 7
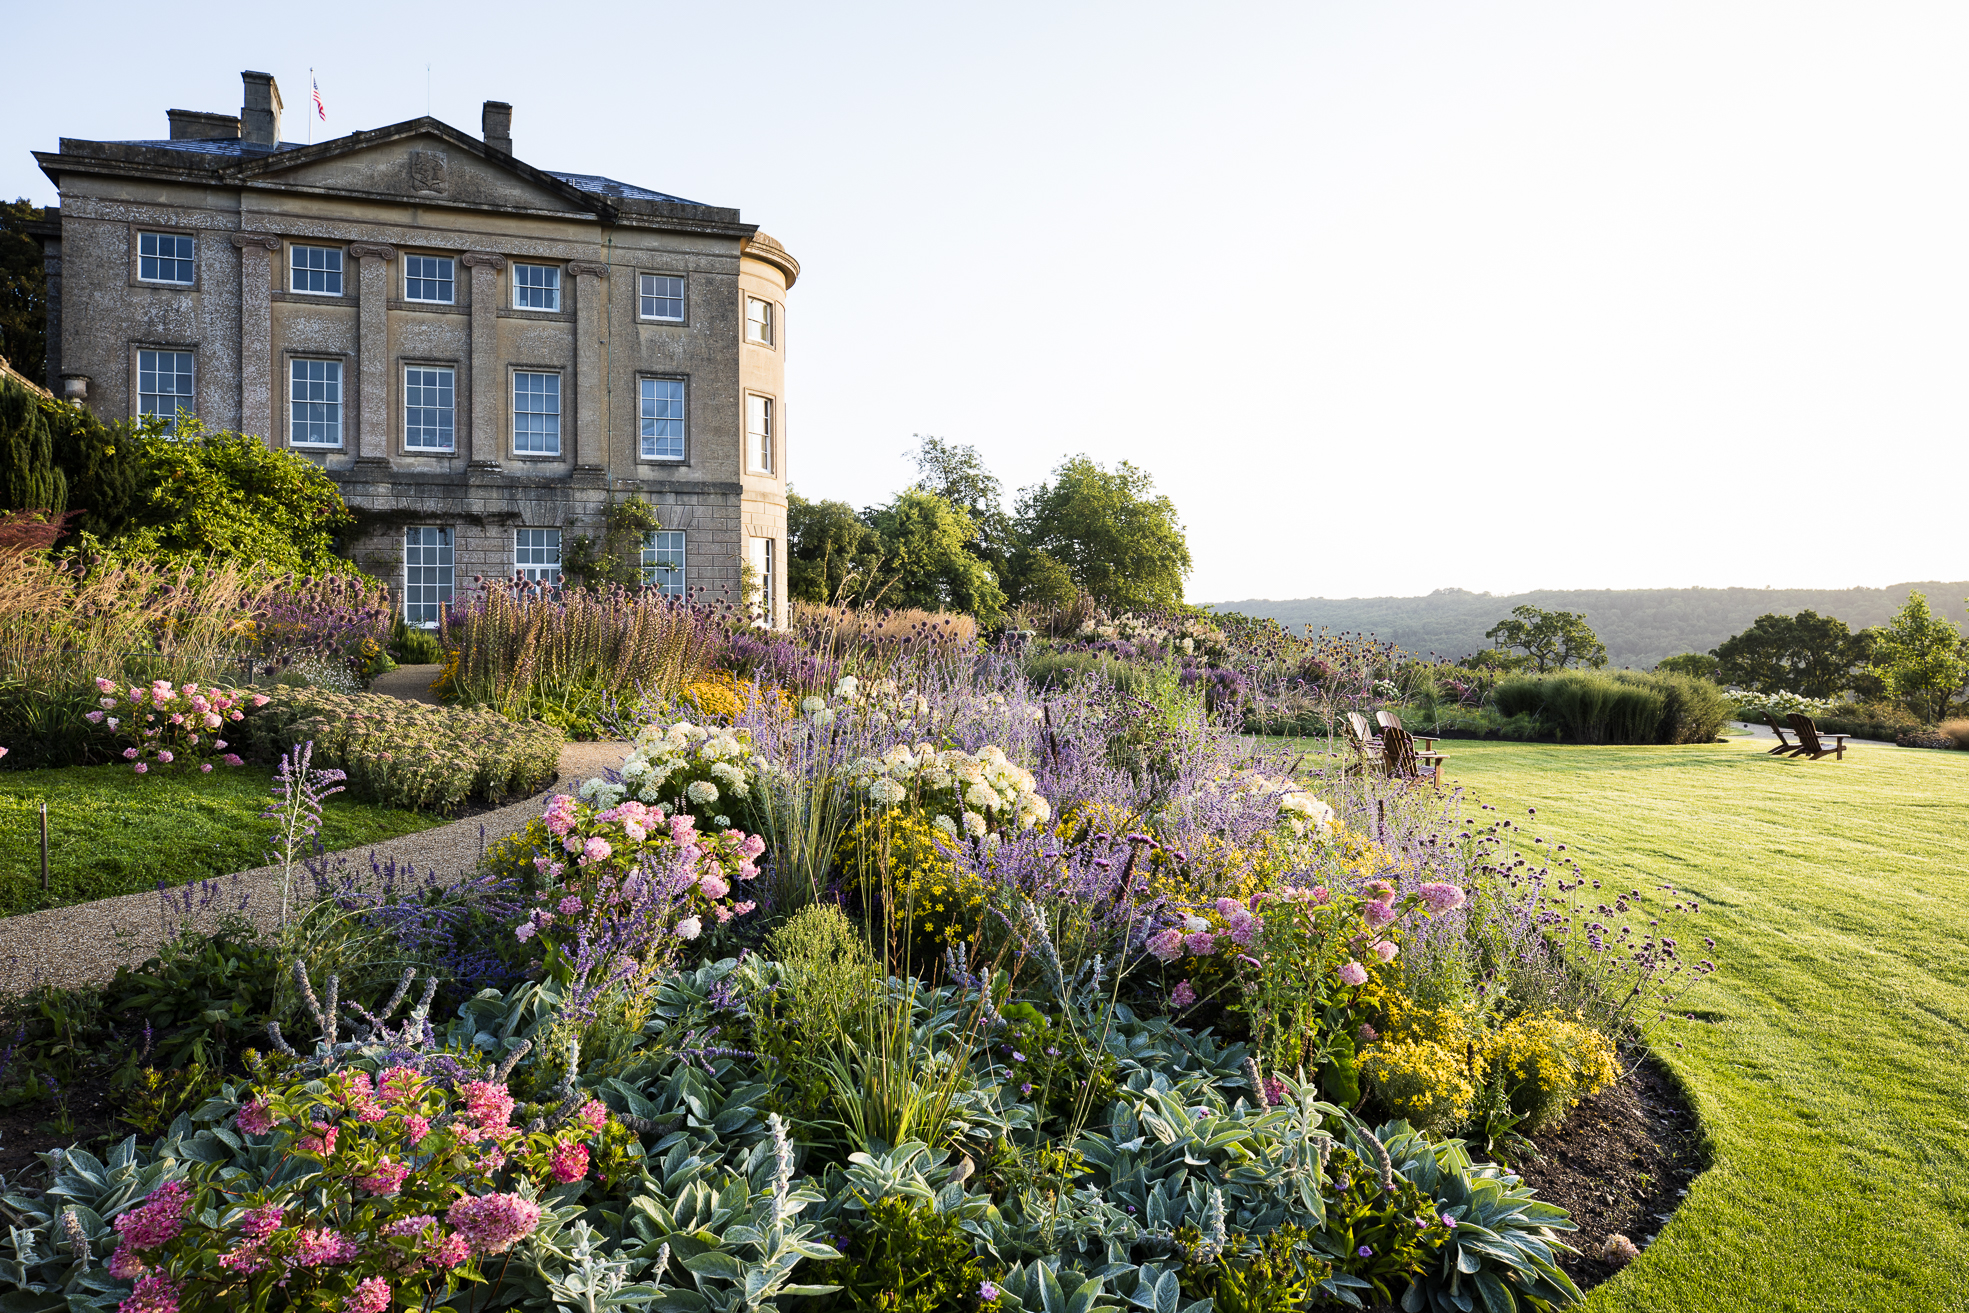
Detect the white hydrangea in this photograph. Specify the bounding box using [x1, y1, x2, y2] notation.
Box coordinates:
[601, 719, 762, 817]
[848, 741, 1051, 836]
[687, 780, 720, 805]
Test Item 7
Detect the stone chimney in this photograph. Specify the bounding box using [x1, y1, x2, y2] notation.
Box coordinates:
[482, 101, 513, 155]
[240, 71, 283, 147]
[168, 109, 240, 141]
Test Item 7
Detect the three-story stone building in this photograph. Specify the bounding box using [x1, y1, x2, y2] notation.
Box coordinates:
[30, 71, 796, 623]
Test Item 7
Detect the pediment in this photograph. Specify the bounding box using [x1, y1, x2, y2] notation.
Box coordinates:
[237, 122, 602, 218]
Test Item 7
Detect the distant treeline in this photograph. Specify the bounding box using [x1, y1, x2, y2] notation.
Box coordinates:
[1206, 583, 1969, 670]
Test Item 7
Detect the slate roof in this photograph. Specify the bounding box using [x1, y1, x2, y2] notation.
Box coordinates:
[98, 141, 703, 208]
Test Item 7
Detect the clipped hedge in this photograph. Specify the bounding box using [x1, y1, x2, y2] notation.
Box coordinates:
[239, 688, 562, 812]
[1494, 669, 1732, 745]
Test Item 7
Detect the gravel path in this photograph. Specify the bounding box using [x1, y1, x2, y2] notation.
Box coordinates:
[0, 738, 630, 996]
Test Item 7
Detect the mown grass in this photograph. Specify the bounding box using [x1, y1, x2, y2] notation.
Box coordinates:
[0, 765, 442, 915]
[1280, 734, 1969, 1311]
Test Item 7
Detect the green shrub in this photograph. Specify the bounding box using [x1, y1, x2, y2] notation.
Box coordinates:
[239, 688, 562, 811]
[1020, 647, 1148, 695]
[1494, 669, 1729, 744]
[1813, 700, 1928, 742]
[809, 1196, 990, 1313]
[390, 621, 443, 665]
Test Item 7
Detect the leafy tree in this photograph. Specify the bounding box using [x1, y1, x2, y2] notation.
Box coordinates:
[862, 488, 1005, 623]
[1484, 606, 1607, 672]
[104, 419, 354, 575]
[1458, 647, 1532, 675]
[0, 370, 66, 514]
[787, 490, 885, 604]
[1866, 592, 1967, 722]
[0, 199, 47, 385]
[1655, 652, 1720, 680]
[1711, 611, 1862, 697]
[907, 434, 1014, 580]
[1014, 455, 1190, 610]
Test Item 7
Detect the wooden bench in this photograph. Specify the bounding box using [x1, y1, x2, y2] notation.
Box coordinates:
[1786, 713, 1848, 761]
[1378, 709, 1442, 757]
[1343, 711, 1383, 773]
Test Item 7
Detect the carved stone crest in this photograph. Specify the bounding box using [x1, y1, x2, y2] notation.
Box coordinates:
[408, 151, 447, 194]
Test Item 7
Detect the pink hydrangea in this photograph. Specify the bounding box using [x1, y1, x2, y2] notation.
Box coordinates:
[557, 895, 585, 916]
[578, 1099, 609, 1133]
[133, 762, 148, 774]
[1226, 911, 1260, 945]
[739, 833, 766, 859]
[550, 1141, 590, 1183]
[358, 1158, 411, 1195]
[236, 1099, 276, 1134]
[1365, 879, 1397, 903]
[342, 1277, 393, 1313]
[298, 1122, 338, 1157]
[732, 900, 757, 916]
[460, 1081, 516, 1131]
[119, 1273, 181, 1313]
[1183, 932, 1217, 956]
[237, 1203, 284, 1241]
[698, 872, 730, 900]
[1373, 940, 1400, 962]
[1417, 882, 1467, 914]
[108, 1246, 148, 1279]
[1336, 961, 1369, 987]
[378, 1066, 422, 1102]
[95, 677, 116, 693]
[403, 1114, 431, 1144]
[515, 922, 537, 943]
[1169, 980, 1197, 1008]
[582, 836, 613, 864]
[114, 1180, 188, 1251]
[1146, 929, 1184, 963]
[85, 710, 106, 724]
[448, 1192, 543, 1254]
[221, 754, 243, 767]
[293, 1226, 360, 1266]
[1362, 900, 1397, 928]
[1214, 897, 1242, 918]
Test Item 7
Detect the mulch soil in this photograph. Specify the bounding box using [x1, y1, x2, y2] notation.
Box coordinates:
[1508, 1053, 1706, 1290]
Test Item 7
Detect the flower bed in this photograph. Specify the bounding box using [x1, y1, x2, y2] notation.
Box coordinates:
[0, 645, 1715, 1311]
[238, 689, 563, 812]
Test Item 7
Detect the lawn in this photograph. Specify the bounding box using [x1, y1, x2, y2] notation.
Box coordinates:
[1277, 734, 1969, 1311]
[0, 764, 443, 915]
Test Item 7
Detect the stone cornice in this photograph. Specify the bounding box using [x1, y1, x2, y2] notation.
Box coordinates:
[565, 260, 609, 279]
[347, 242, 398, 262]
[229, 232, 281, 252]
[458, 251, 506, 270]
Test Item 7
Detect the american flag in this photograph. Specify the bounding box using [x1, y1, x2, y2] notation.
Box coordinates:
[311, 74, 326, 121]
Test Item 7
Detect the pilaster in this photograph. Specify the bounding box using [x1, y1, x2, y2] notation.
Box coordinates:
[348, 243, 397, 464]
[230, 233, 280, 447]
[460, 251, 506, 471]
[568, 259, 609, 474]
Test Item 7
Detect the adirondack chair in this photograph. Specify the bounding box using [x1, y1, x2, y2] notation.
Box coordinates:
[1763, 713, 1804, 756]
[1376, 709, 1442, 757]
[1380, 724, 1445, 785]
[1343, 712, 1383, 772]
[1786, 713, 1848, 761]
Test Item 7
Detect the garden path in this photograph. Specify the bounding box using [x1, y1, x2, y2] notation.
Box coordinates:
[0, 737, 629, 995]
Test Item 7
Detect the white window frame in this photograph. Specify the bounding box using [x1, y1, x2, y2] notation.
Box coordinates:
[289, 244, 344, 296]
[403, 365, 456, 451]
[639, 273, 685, 322]
[514, 528, 563, 585]
[403, 254, 456, 304]
[512, 263, 562, 311]
[640, 377, 685, 461]
[641, 530, 686, 596]
[137, 349, 195, 431]
[745, 296, 775, 346]
[512, 370, 562, 456]
[749, 536, 775, 626]
[289, 357, 343, 447]
[403, 526, 454, 627]
[746, 393, 775, 474]
[138, 231, 195, 285]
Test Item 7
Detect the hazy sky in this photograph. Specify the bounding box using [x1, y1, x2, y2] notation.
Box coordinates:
[5, 1, 1963, 602]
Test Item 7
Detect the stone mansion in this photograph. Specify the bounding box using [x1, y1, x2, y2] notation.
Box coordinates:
[29, 70, 797, 624]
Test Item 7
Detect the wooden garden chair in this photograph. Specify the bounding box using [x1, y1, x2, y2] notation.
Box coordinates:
[1343, 712, 1383, 773]
[1376, 709, 1442, 757]
[1762, 713, 1804, 756]
[1785, 713, 1848, 761]
[1380, 724, 1445, 786]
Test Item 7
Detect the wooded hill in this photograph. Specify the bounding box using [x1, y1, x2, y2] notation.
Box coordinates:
[1206, 583, 1969, 670]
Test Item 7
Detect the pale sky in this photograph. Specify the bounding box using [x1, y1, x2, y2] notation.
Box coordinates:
[5, 1, 1963, 602]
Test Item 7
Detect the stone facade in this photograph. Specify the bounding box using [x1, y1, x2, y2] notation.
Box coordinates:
[30, 71, 797, 624]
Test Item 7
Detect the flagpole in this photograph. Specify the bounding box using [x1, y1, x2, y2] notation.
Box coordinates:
[308, 69, 313, 145]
